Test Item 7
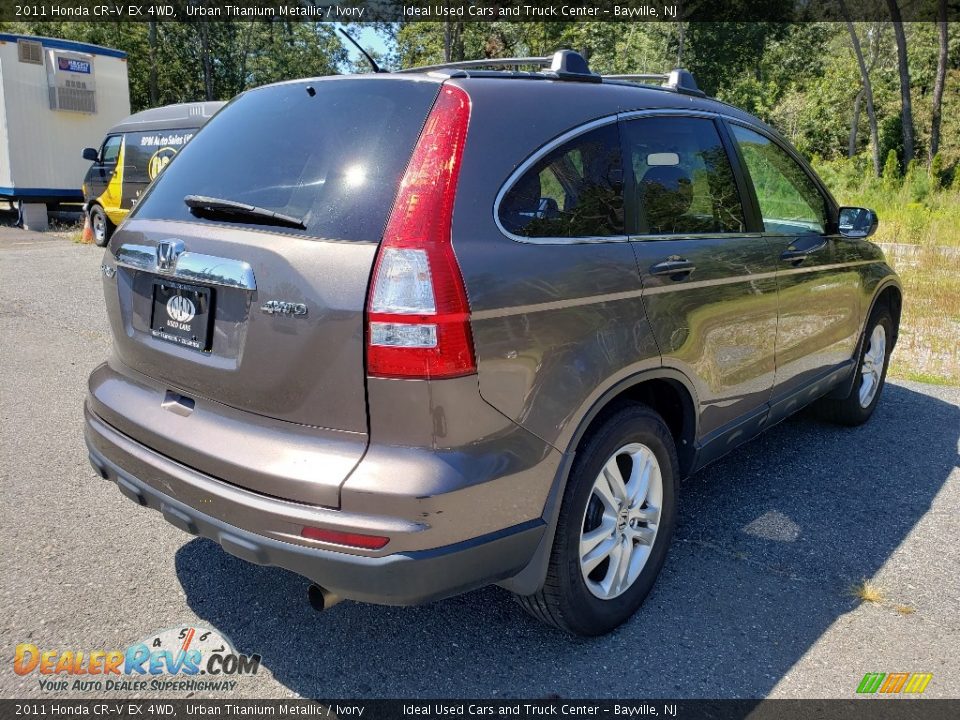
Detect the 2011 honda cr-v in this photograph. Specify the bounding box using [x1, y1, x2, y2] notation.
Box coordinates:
[85, 51, 901, 635]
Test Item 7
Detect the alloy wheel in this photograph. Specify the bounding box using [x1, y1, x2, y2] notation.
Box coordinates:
[579, 443, 663, 600]
[858, 324, 887, 408]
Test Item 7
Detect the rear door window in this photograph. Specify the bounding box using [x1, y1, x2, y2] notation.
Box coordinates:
[131, 80, 440, 242]
[498, 124, 624, 239]
[621, 116, 745, 235]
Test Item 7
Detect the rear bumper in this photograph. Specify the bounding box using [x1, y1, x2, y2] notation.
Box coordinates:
[84, 405, 546, 605]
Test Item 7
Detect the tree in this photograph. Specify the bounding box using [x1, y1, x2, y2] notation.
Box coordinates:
[148, 21, 158, 106]
[929, 0, 948, 164]
[886, 1, 915, 161]
[841, 11, 881, 175]
[684, 22, 787, 97]
[849, 87, 864, 158]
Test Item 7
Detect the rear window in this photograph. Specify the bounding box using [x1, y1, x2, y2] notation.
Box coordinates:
[131, 79, 440, 242]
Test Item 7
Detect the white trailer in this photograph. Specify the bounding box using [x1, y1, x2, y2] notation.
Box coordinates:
[0, 33, 131, 231]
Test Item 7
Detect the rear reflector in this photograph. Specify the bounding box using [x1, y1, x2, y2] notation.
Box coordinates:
[301, 526, 389, 550]
[366, 85, 476, 380]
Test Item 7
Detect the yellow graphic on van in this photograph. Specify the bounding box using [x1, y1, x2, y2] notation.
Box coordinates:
[148, 147, 178, 180]
[97, 137, 128, 226]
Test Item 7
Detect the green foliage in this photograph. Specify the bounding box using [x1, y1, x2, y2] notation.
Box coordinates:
[878, 114, 905, 171]
[883, 149, 901, 188]
[905, 159, 929, 202]
[685, 22, 789, 98]
[930, 153, 945, 191]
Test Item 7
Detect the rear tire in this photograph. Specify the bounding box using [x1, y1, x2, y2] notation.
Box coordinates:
[818, 305, 893, 426]
[515, 405, 678, 636]
[90, 205, 113, 247]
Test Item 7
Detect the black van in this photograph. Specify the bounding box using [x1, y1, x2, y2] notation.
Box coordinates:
[81, 101, 224, 245]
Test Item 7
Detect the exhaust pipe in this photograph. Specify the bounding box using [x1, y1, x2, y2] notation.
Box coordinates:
[308, 584, 342, 612]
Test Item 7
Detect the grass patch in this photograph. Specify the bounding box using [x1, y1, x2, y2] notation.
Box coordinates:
[883, 244, 960, 386]
[895, 604, 916, 616]
[850, 580, 885, 604]
[897, 371, 957, 386]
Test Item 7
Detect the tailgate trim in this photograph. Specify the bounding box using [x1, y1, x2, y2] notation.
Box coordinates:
[115, 241, 257, 291]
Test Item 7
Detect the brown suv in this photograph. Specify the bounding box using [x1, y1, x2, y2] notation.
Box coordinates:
[84, 51, 901, 636]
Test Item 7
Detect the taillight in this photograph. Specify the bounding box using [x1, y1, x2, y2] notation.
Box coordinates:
[366, 85, 476, 380]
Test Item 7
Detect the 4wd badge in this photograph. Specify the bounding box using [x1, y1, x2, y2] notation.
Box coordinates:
[261, 300, 308, 317]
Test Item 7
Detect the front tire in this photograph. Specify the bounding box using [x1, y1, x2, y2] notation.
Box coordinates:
[90, 205, 113, 247]
[516, 405, 678, 636]
[818, 305, 893, 426]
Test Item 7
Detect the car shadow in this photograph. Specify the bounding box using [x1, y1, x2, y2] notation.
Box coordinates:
[174, 382, 958, 698]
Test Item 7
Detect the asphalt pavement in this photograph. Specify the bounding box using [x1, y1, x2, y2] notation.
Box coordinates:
[1, 226, 957, 700]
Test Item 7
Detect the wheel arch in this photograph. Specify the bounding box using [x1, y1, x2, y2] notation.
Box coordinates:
[499, 366, 699, 597]
[88, 200, 109, 221]
[858, 277, 903, 358]
[91, 199, 124, 229]
[567, 368, 699, 479]
[826, 277, 903, 402]
[872, 280, 903, 349]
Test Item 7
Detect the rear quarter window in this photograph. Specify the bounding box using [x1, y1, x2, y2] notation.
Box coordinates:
[131, 80, 440, 242]
[498, 123, 625, 239]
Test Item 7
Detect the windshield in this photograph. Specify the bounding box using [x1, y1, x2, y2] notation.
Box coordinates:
[131, 78, 440, 242]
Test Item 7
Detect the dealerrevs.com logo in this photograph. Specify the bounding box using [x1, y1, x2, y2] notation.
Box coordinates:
[13, 626, 261, 693]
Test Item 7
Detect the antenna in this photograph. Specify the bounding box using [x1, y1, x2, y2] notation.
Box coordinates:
[338, 29, 384, 74]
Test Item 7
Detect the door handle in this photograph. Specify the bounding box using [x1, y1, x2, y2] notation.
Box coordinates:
[650, 258, 696, 278]
[780, 239, 827, 262]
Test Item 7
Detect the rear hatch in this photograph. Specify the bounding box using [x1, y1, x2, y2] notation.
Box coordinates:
[100, 76, 441, 505]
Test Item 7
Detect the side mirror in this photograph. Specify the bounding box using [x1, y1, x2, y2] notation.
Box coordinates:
[82, 147, 99, 162]
[838, 206, 878, 239]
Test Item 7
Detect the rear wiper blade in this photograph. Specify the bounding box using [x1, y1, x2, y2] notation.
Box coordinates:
[184, 195, 306, 230]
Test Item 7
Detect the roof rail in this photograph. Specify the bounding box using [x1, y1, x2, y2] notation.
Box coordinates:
[665, 69, 706, 97]
[396, 50, 601, 82]
[544, 49, 600, 82]
[397, 50, 704, 96]
[604, 74, 669, 82]
[395, 56, 551, 74]
[604, 69, 705, 97]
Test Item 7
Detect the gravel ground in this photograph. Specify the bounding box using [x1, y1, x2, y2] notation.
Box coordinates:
[1, 227, 957, 700]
